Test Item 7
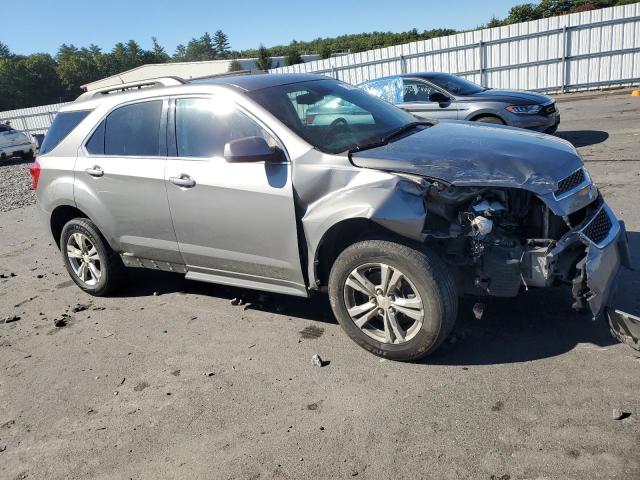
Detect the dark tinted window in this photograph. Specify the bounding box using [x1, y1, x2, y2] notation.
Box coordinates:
[105, 101, 162, 156]
[40, 111, 90, 155]
[425, 74, 485, 95]
[175, 98, 273, 158]
[86, 120, 105, 155]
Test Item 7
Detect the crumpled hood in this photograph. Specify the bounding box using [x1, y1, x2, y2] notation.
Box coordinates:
[351, 121, 583, 195]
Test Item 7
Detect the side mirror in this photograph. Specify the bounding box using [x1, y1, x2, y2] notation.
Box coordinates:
[223, 136, 283, 163]
[428, 92, 450, 103]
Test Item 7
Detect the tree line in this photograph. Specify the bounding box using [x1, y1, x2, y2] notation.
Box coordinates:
[0, 0, 634, 111]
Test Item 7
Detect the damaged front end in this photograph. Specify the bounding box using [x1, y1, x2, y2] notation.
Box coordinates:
[414, 170, 636, 347]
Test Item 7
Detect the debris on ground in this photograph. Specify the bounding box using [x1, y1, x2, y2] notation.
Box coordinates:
[53, 314, 70, 328]
[152, 291, 160, 296]
[231, 297, 244, 306]
[72, 303, 91, 313]
[133, 381, 149, 392]
[1, 315, 21, 324]
[472, 302, 485, 320]
[311, 354, 328, 367]
[612, 408, 632, 420]
[0, 273, 17, 279]
[203, 372, 215, 377]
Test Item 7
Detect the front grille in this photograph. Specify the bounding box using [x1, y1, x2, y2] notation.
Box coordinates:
[556, 169, 585, 196]
[540, 102, 556, 115]
[583, 208, 612, 244]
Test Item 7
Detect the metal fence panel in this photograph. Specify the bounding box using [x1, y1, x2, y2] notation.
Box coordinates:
[271, 3, 640, 93]
[0, 102, 71, 136]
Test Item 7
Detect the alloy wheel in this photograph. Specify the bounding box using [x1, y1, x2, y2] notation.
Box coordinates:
[343, 262, 424, 344]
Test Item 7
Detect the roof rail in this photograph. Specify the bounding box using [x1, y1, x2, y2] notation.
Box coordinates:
[76, 76, 186, 101]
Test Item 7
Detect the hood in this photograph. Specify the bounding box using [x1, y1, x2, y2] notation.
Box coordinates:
[463, 89, 552, 105]
[350, 121, 583, 195]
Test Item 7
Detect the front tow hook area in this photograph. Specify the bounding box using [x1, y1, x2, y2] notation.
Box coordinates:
[607, 309, 640, 351]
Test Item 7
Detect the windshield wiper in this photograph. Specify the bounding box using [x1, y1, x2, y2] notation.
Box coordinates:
[348, 121, 430, 153]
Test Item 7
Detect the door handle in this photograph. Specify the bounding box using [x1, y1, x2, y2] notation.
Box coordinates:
[169, 174, 196, 188]
[85, 166, 104, 177]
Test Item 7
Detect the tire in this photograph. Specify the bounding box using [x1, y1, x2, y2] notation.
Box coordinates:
[21, 150, 34, 160]
[544, 125, 558, 135]
[328, 240, 458, 361]
[60, 218, 125, 296]
[474, 115, 505, 125]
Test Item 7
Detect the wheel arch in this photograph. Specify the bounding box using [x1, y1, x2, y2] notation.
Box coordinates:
[50, 204, 90, 248]
[467, 111, 507, 124]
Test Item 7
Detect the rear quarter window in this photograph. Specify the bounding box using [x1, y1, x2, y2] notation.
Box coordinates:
[40, 111, 91, 155]
[104, 101, 162, 156]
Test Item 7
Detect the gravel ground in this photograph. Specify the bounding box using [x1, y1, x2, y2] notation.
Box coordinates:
[1, 90, 639, 480]
[0, 158, 35, 212]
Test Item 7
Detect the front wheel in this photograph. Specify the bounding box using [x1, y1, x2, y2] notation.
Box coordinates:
[328, 240, 458, 361]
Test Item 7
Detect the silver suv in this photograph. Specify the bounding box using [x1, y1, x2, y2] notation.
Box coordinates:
[32, 74, 637, 360]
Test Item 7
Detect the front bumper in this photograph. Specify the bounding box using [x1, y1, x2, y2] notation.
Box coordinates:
[503, 111, 560, 132]
[550, 202, 629, 318]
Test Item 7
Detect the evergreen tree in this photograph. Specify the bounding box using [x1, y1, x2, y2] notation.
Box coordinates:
[318, 43, 331, 59]
[254, 44, 272, 71]
[151, 37, 170, 63]
[285, 45, 304, 66]
[227, 59, 243, 72]
[0, 41, 11, 59]
[214, 30, 231, 59]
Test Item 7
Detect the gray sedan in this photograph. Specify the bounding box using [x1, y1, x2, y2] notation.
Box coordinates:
[359, 72, 560, 133]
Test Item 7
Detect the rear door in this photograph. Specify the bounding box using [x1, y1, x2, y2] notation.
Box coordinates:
[398, 78, 459, 120]
[164, 96, 306, 296]
[74, 99, 181, 264]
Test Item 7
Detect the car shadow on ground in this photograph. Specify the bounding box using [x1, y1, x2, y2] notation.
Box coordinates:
[556, 130, 609, 147]
[113, 231, 639, 365]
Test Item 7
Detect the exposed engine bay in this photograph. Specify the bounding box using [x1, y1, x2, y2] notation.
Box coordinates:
[420, 180, 603, 309]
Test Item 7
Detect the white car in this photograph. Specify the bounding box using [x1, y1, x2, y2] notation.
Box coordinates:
[0, 124, 37, 160]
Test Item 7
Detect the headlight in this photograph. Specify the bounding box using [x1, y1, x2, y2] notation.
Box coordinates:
[505, 104, 542, 114]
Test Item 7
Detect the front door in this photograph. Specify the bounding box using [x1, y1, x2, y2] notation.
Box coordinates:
[74, 99, 182, 264]
[164, 96, 306, 296]
[399, 78, 459, 121]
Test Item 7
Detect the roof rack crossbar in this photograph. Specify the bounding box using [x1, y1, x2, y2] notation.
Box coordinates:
[76, 76, 186, 101]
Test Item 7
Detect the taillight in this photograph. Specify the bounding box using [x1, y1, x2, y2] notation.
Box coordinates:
[29, 161, 41, 190]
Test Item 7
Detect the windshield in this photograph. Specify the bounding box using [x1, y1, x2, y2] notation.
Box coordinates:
[425, 73, 485, 96]
[247, 79, 419, 154]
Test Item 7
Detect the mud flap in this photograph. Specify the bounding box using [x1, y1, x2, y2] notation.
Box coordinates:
[606, 309, 640, 351]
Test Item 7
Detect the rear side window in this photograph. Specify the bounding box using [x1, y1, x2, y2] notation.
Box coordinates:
[104, 101, 162, 156]
[40, 111, 90, 155]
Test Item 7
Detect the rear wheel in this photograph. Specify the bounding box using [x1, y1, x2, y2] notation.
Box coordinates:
[328, 240, 458, 361]
[60, 218, 125, 296]
[474, 115, 505, 125]
[21, 150, 34, 160]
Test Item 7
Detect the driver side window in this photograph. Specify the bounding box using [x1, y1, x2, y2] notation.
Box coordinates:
[402, 79, 436, 103]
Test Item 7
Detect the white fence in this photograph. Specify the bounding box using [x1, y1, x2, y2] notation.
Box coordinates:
[0, 102, 71, 137]
[271, 3, 640, 93]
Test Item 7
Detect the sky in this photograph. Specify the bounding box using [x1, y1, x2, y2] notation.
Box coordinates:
[2, 0, 526, 56]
